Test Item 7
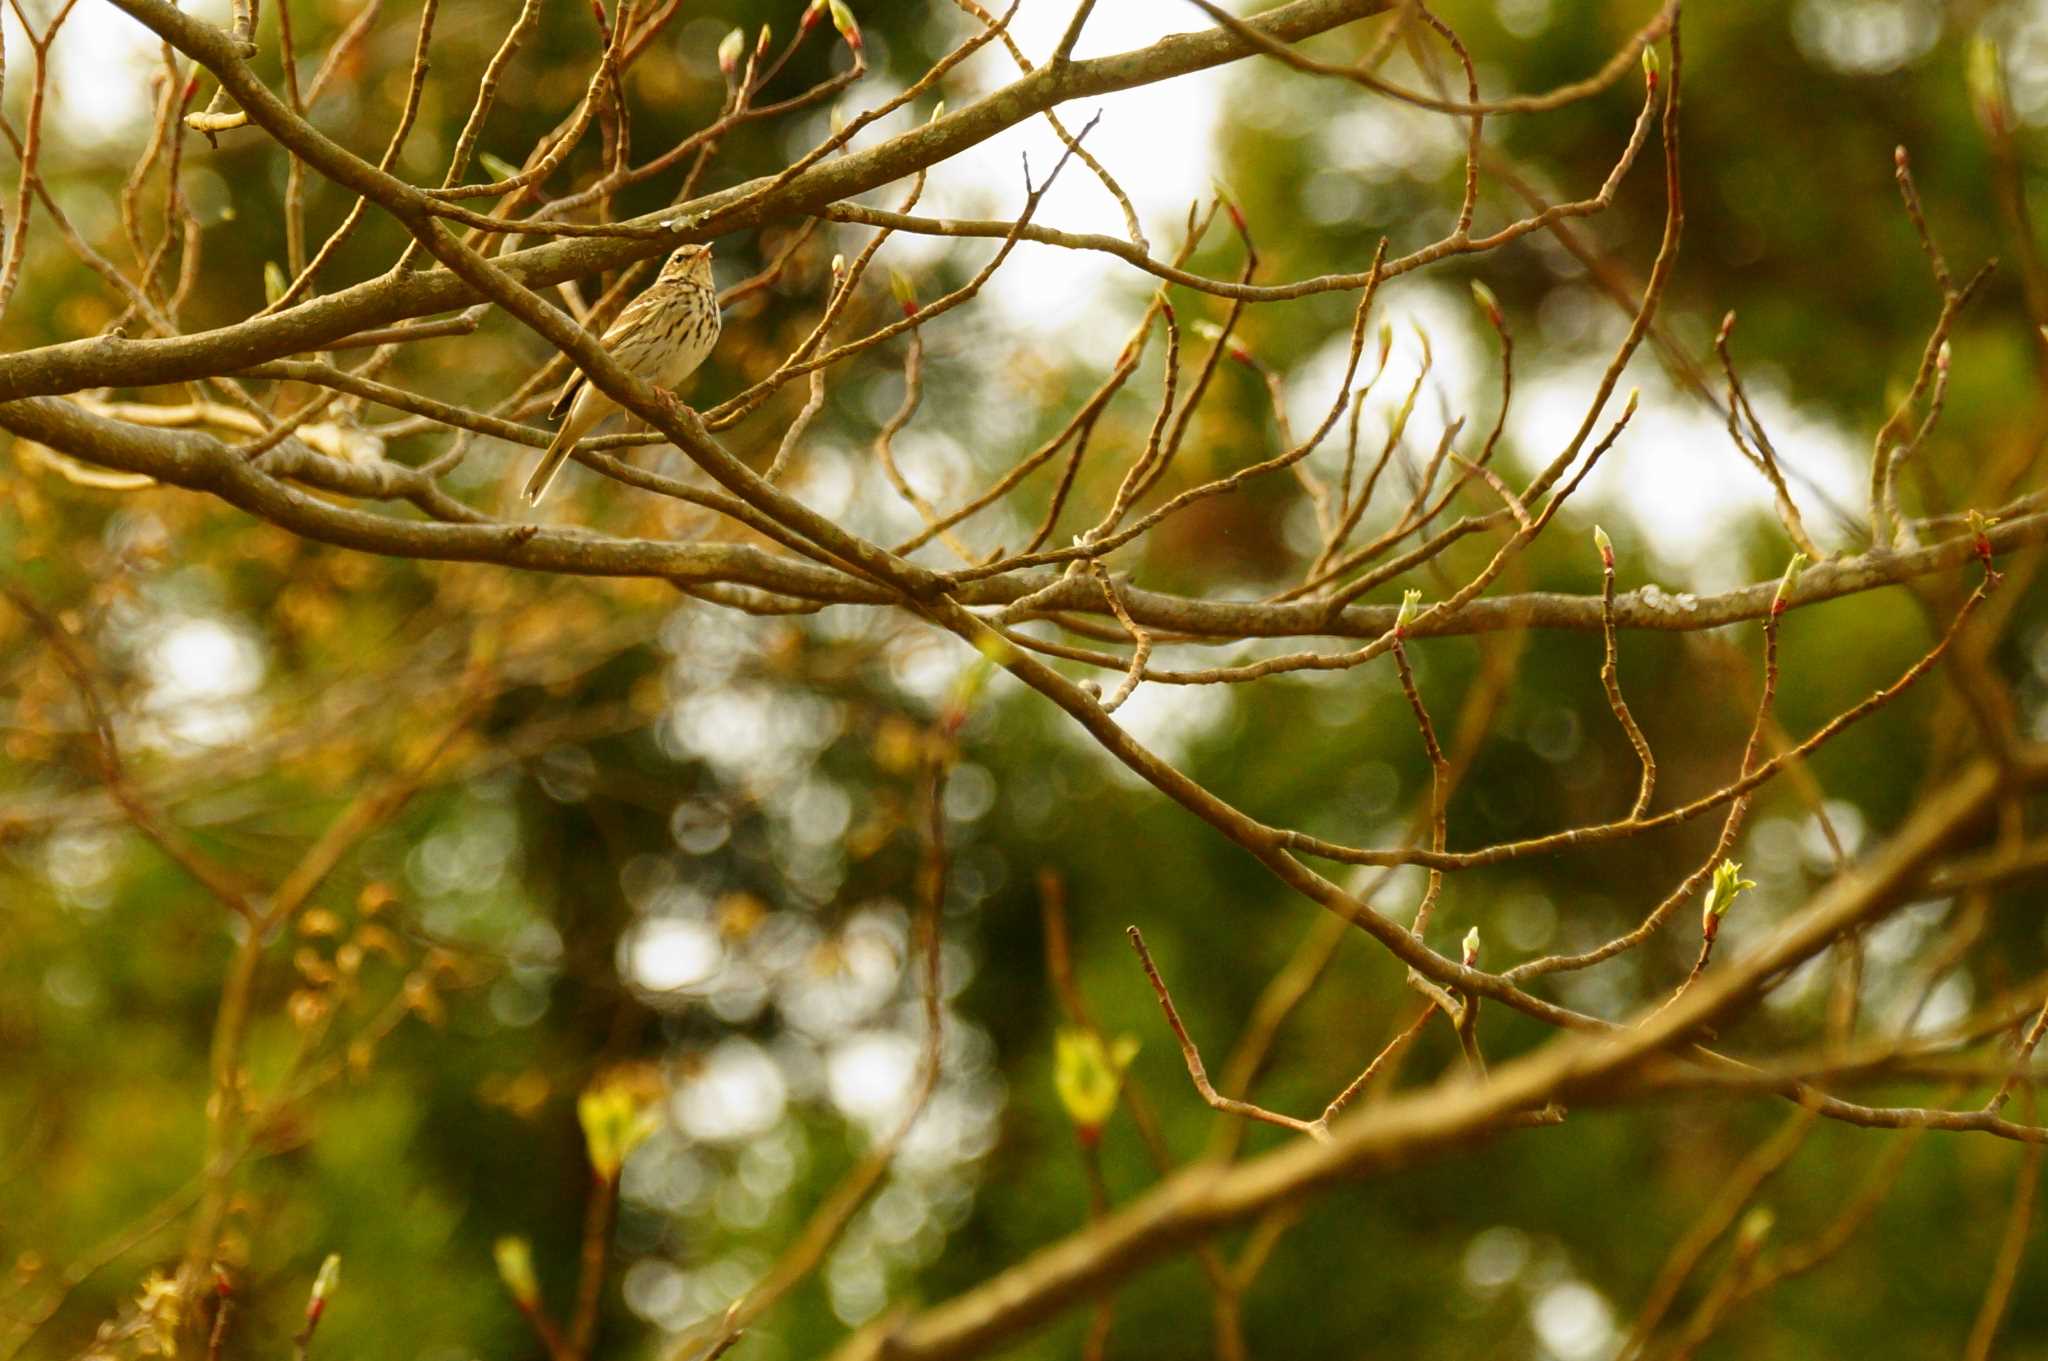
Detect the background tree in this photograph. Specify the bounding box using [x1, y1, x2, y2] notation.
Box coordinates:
[5, 1, 2048, 1359]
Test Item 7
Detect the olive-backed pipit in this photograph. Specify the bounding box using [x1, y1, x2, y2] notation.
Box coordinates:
[522, 242, 721, 505]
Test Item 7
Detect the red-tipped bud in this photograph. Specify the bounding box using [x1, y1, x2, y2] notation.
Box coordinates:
[802, 0, 826, 32]
[1395, 588, 1422, 638]
[1967, 510, 1998, 570]
[1593, 524, 1614, 570]
[717, 27, 744, 75]
[1718, 310, 1736, 345]
[939, 640, 1003, 737]
[1770, 553, 1806, 618]
[1469, 279, 1502, 329]
[828, 0, 861, 49]
[889, 269, 917, 318]
[305, 1255, 341, 1327]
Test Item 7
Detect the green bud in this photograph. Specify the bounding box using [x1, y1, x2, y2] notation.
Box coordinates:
[479, 151, 522, 182]
[493, 1237, 540, 1309]
[1967, 35, 2010, 136]
[717, 26, 744, 74]
[263, 261, 288, 306]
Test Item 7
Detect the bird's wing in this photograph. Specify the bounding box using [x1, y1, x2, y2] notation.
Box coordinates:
[548, 372, 583, 422]
[549, 293, 665, 420]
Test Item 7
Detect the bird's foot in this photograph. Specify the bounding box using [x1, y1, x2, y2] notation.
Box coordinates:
[651, 387, 689, 422]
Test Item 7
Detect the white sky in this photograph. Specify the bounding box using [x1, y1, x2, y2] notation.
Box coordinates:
[898, 1, 1868, 582]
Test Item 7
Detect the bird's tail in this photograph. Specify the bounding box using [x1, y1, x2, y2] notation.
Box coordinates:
[522, 423, 580, 505]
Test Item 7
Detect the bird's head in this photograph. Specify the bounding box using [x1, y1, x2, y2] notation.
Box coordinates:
[658, 242, 715, 286]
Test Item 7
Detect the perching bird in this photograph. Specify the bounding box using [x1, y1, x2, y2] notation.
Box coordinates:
[522, 242, 721, 505]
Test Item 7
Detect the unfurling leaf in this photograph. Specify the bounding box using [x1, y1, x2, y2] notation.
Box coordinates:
[577, 1072, 662, 1180]
[1054, 1027, 1138, 1139]
[1700, 859, 1756, 939]
[1395, 588, 1423, 635]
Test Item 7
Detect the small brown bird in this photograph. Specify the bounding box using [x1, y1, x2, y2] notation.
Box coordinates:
[523, 242, 722, 505]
